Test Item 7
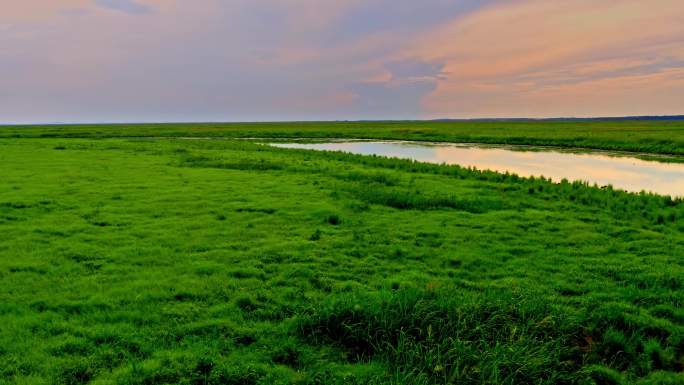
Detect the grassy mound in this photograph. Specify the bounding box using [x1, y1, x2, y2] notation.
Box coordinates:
[297, 289, 684, 385]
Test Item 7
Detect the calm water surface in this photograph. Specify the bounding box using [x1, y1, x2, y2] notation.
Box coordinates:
[271, 141, 684, 197]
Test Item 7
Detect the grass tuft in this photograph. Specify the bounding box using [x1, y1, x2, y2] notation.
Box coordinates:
[297, 288, 684, 384]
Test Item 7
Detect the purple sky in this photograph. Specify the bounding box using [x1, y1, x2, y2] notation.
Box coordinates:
[1, 0, 684, 123]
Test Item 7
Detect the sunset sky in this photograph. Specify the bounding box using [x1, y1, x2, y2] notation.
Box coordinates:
[2, 0, 683, 123]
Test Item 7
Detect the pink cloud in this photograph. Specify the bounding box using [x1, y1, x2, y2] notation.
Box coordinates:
[393, 0, 684, 117]
[0, 1, 89, 21]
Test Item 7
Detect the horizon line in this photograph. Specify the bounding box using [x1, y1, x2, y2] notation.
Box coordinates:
[2, 114, 684, 127]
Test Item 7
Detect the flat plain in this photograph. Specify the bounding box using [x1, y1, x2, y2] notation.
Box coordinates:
[1, 122, 684, 384]
[3, 120, 684, 155]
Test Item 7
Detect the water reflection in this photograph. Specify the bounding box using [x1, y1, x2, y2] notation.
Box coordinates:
[270, 141, 684, 197]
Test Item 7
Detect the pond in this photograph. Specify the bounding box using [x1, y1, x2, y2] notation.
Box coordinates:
[270, 141, 684, 197]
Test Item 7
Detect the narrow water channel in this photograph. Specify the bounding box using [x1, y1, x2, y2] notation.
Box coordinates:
[270, 141, 684, 197]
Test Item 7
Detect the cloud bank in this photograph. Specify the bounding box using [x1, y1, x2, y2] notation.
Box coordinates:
[1, 0, 683, 123]
[94, 0, 153, 15]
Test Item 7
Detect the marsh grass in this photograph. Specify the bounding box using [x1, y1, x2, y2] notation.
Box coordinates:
[350, 185, 507, 213]
[0, 137, 683, 384]
[3, 120, 684, 156]
[297, 289, 684, 385]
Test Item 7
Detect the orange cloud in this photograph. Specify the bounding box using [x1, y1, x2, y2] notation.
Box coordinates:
[395, 0, 684, 117]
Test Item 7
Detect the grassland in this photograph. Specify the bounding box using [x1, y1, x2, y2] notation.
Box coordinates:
[1, 123, 683, 384]
[2, 120, 684, 155]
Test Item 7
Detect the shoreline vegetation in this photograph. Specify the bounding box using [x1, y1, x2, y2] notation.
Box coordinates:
[1, 122, 683, 384]
[2, 119, 684, 155]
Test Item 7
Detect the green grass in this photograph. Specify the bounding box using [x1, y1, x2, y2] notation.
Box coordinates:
[0, 135, 683, 384]
[2, 120, 684, 155]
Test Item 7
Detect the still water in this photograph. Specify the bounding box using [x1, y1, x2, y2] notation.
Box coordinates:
[270, 141, 684, 197]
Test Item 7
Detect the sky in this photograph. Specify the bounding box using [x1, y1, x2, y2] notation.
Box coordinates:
[1, 0, 683, 123]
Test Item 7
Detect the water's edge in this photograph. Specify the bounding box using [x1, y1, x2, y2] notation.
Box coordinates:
[268, 141, 684, 197]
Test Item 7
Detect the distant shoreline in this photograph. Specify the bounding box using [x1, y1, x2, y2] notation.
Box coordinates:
[2, 115, 684, 126]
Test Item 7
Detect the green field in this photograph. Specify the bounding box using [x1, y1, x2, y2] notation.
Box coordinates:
[3, 120, 684, 155]
[1, 123, 684, 384]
